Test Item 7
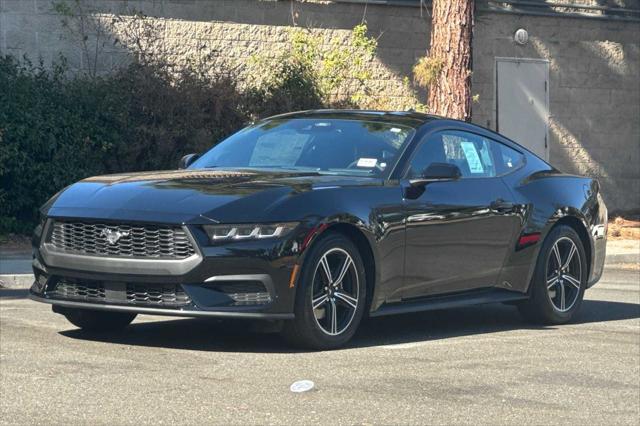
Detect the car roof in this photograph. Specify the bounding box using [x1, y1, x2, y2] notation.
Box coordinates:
[264, 109, 441, 128]
[262, 109, 552, 168]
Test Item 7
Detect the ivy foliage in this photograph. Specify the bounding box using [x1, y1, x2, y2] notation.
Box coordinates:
[247, 24, 380, 114]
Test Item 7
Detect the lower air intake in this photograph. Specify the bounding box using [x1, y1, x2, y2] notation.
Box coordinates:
[50, 279, 191, 308]
[126, 283, 191, 307]
[208, 280, 272, 306]
[52, 279, 105, 301]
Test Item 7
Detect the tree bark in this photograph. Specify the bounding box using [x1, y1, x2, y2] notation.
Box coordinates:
[427, 0, 474, 121]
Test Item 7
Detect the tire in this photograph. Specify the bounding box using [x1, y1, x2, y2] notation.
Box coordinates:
[518, 225, 587, 324]
[281, 232, 367, 350]
[61, 308, 137, 332]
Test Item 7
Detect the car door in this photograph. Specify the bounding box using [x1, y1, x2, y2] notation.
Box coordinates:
[400, 129, 521, 299]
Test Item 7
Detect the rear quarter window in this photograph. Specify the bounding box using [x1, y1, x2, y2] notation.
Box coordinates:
[494, 143, 525, 175]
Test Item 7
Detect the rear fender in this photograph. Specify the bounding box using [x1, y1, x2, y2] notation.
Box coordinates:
[499, 172, 605, 293]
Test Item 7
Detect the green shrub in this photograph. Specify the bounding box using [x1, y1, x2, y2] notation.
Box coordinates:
[0, 56, 247, 234]
[1, 57, 109, 234]
[101, 62, 246, 172]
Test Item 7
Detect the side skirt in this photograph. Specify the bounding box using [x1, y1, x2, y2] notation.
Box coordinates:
[370, 288, 528, 318]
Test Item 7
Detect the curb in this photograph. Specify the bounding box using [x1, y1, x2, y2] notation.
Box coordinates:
[605, 253, 640, 265]
[0, 274, 33, 290]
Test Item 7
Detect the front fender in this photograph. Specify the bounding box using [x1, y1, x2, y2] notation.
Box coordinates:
[276, 185, 406, 312]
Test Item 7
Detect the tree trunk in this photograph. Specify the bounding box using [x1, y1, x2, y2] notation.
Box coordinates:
[427, 0, 474, 121]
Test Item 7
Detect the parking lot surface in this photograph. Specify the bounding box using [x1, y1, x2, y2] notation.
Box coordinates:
[1, 267, 638, 425]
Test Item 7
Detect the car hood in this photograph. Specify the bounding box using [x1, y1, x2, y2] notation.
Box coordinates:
[46, 169, 381, 224]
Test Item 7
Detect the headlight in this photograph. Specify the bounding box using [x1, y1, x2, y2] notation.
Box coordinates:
[203, 222, 299, 243]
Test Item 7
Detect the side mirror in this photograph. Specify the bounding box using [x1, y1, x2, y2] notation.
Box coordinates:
[179, 153, 200, 170]
[410, 162, 461, 187]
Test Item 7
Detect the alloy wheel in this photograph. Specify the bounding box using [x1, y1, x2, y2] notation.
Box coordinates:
[311, 248, 360, 336]
[546, 237, 582, 312]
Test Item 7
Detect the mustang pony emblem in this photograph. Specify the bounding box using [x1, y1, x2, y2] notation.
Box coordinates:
[101, 228, 130, 245]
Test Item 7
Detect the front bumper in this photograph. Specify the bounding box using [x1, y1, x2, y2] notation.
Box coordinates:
[30, 221, 304, 320]
[29, 293, 293, 319]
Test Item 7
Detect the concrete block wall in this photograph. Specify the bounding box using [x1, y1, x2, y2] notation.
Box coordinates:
[1, 0, 638, 212]
[0, 0, 429, 109]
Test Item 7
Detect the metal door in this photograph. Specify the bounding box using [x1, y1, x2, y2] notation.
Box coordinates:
[496, 58, 549, 160]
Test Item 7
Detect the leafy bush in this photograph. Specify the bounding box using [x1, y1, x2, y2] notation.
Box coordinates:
[102, 62, 246, 172]
[0, 56, 247, 234]
[1, 57, 111, 234]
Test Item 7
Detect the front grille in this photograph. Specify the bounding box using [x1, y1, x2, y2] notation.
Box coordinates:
[49, 279, 191, 308]
[49, 221, 196, 259]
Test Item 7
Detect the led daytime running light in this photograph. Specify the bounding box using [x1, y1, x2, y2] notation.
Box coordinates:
[204, 223, 298, 242]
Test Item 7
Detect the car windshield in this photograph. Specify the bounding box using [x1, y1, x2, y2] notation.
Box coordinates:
[190, 118, 415, 177]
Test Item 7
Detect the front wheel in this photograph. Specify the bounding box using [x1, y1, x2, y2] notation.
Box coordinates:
[518, 225, 587, 324]
[281, 232, 366, 350]
[60, 308, 137, 332]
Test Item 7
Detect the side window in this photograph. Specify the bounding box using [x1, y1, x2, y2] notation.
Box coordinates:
[494, 142, 525, 175]
[407, 130, 497, 179]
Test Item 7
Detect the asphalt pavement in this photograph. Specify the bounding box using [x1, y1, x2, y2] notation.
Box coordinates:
[0, 265, 638, 425]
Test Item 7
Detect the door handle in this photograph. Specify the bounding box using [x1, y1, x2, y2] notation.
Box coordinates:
[490, 199, 514, 212]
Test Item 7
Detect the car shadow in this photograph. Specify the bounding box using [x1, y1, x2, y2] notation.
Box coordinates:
[57, 299, 640, 353]
[351, 299, 640, 348]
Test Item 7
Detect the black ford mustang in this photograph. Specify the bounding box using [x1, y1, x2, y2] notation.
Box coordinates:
[30, 110, 607, 349]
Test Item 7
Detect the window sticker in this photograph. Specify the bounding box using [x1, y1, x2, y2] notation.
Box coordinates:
[356, 158, 378, 168]
[479, 145, 492, 167]
[390, 128, 402, 133]
[460, 141, 485, 173]
[249, 131, 308, 166]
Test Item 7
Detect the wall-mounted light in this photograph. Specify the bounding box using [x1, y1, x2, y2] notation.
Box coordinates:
[514, 28, 529, 45]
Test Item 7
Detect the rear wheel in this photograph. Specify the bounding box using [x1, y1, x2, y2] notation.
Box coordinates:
[59, 308, 137, 332]
[282, 232, 366, 350]
[518, 225, 587, 324]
